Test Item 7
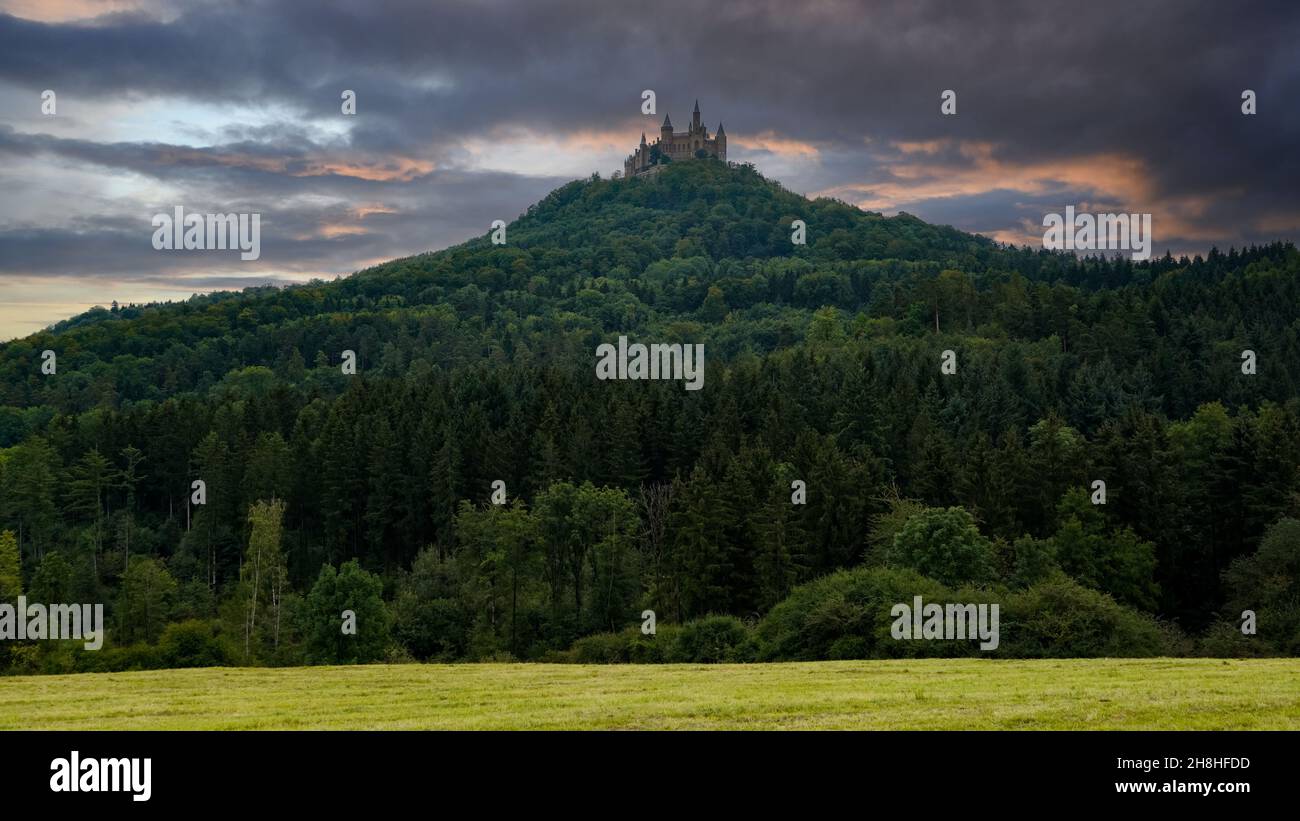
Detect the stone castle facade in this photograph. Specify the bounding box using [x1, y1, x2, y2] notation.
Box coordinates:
[623, 100, 726, 177]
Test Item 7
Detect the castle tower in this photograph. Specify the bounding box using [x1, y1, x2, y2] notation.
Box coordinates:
[716, 122, 726, 159]
[692, 99, 701, 132]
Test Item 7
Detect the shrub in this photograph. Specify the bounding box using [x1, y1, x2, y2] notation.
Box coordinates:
[157, 619, 232, 668]
[999, 573, 1176, 657]
[668, 615, 751, 663]
[571, 630, 630, 663]
[567, 620, 747, 663]
[755, 566, 958, 661]
[1222, 518, 1300, 654]
[1196, 620, 1275, 658]
[628, 625, 672, 662]
[392, 592, 469, 661]
[77, 643, 163, 673]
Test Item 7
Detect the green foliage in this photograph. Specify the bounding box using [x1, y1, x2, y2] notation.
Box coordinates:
[999, 574, 1176, 658]
[27, 551, 81, 603]
[568, 616, 751, 663]
[1222, 518, 1300, 654]
[1005, 535, 1058, 588]
[755, 566, 955, 661]
[301, 560, 390, 664]
[1, 162, 1299, 669]
[0, 530, 20, 600]
[241, 498, 289, 660]
[886, 506, 998, 587]
[158, 619, 233, 668]
[671, 615, 753, 663]
[391, 548, 470, 661]
[116, 557, 177, 644]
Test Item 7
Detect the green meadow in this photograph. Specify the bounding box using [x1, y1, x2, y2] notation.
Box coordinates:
[1, 658, 1298, 730]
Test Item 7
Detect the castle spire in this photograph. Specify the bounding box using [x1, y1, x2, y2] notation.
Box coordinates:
[716, 121, 725, 136]
[662, 113, 672, 129]
[692, 99, 701, 130]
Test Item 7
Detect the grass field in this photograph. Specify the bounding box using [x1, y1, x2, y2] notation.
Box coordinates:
[1, 658, 1298, 730]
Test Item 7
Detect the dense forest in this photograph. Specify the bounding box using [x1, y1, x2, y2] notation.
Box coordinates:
[1, 160, 1298, 672]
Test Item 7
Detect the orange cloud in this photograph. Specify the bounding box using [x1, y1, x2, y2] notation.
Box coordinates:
[316, 224, 371, 239]
[351, 203, 398, 219]
[0, 0, 156, 22]
[733, 131, 821, 159]
[821, 138, 1254, 249]
[299, 158, 434, 182]
[816, 139, 1154, 210]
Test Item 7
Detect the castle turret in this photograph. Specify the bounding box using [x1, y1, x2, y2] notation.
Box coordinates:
[716, 121, 726, 160]
[661, 113, 673, 139]
[692, 99, 701, 131]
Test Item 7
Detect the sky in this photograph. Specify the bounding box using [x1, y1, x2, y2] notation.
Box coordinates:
[1, 0, 1297, 340]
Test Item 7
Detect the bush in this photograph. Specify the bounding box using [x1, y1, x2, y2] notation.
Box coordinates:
[668, 615, 751, 663]
[1197, 620, 1275, 658]
[1222, 518, 1300, 654]
[627, 624, 680, 663]
[755, 564, 1174, 660]
[77, 643, 163, 673]
[157, 619, 232, 668]
[999, 573, 1177, 658]
[392, 592, 469, 661]
[570, 630, 630, 663]
[567, 619, 750, 664]
[755, 566, 959, 661]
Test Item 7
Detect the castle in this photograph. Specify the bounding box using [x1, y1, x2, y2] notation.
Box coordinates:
[623, 100, 726, 177]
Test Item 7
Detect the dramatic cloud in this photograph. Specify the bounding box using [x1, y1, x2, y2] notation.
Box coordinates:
[1, 0, 1297, 338]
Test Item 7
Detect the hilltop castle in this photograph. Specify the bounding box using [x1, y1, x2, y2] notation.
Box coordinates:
[623, 100, 726, 177]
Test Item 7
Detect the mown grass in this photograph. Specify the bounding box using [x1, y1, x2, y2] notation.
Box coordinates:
[1, 658, 1297, 730]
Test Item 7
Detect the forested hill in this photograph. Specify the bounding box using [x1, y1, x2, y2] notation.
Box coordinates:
[0, 159, 1296, 414]
[0, 160, 1002, 410]
[1, 159, 1300, 671]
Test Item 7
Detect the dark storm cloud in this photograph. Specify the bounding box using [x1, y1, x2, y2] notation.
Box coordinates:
[6, 0, 1291, 160]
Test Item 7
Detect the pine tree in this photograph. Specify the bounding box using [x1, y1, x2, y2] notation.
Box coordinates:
[753, 482, 808, 611]
[68, 448, 112, 575]
[669, 466, 735, 618]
